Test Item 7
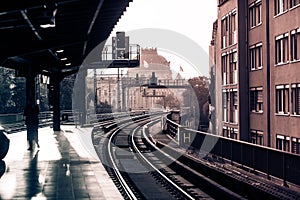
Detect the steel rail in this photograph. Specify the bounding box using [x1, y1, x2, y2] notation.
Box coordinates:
[107, 121, 138, 200]
[131, 119, 195, 200]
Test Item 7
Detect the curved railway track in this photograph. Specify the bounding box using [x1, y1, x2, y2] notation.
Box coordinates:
[106, 116, 190, 199]
[93, 113, 300, 199]
[93, 114, 244, 199]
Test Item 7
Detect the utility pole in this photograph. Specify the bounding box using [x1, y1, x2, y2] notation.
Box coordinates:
[94, 69, 97, 112]
[117, 68, 121, 112]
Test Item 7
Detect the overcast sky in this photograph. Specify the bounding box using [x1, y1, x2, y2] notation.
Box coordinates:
[109, 0, 218, 77]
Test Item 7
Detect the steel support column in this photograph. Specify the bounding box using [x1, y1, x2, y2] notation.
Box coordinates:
[51, 77, 61, 131]
[75, 69, 87, 125]
[25, 67, 38, 148]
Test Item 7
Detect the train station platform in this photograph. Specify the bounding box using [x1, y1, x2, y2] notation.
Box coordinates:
[0, 126, 123, 200]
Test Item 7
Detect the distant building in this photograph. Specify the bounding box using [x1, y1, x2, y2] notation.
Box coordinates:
[210, 0, 300, 154]
[127, 48, 172, 79]
[95, 48, 188, 113]
[95, 77, 119, 109]
[127, 48, 186, 111]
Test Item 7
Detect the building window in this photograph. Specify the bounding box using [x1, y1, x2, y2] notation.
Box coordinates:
[222, 91, 228, 122]
[223, 90, 238, 124]
[276, 134, 290, 152]
[222, 50, 237, 85]
[291, 28, 300, 61]
[221, 17, 228, 49]
[229, 11, 237, 46]
[222, 54, 228, 85]
[290, 0, 300, 8]
[274, 0, 289, 15]
[223, 127, 238, 139]
[230, 91, 238, 123]
[221, 10, 237, 49]
[250, 87, 263, 112]
[250, 43, 263, 70]
[229, 51, 237, 84]
[249, 1, 262, 28]
[251, 130, 264, 145]
[292, 137, 300, 154]
[291, 84, 300, 115]
[276, 85, 289, 114]
[275, 33, 289, 65]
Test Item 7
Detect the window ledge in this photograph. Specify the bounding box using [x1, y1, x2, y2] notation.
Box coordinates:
[223, 122, 238, 126]
[289, 4, 300, 11]
[275, 62, 289, 67]
[290, 114, 300, 118]
[274, 10, 289, 18]
[251, 111, 264, 114]
[221, 43, 237, 51]
[249, 22, 262, 30]
[275, 113, 290, 117]
[290, 59, 300, 64]
[250, 67, 263, 71]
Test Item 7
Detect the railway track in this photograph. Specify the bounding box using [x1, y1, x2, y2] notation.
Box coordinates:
[93, 114, 246, 199]
[96, 115, 188, 199]
[149, 128, 300, 200]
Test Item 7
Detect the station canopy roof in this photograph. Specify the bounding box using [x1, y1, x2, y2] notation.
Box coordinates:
[0, 0, 132, 77]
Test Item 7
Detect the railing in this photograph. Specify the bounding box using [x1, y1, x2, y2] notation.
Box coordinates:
[121, 77, 190, 88]
[102, 44, 140, 61]
[164, 117, 300, 187]
[0, 111, 54, 134]
[0, 113, 24, 124]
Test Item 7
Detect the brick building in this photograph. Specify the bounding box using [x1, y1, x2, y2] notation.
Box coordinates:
[210, 0, 300, 154]
[94, 48, 187, 112]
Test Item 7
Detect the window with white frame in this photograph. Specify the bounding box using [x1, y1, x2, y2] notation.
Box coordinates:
[250, 43, 263, 70]
[229, 50, 237, 84]
[292, 137, 300, 154]
[249, 1, 262, 28]
[222, 91, 228, 122]
[276, 85, 289, 114]
[291, 83, 300, 115]
[276, 134, 290, 152]
[290, 0, 300, 8]
[223, 127, 238, 139]
[230, 91, 238, 123]
[250, 87, 263, 112]
[274, 0, 289, 16]
[222, 50, 237, 85]
[222, 53, 228, 85]
[275, 33, 289, 65]
[229, 11, 237, 45]
[221, 10, 237, 48]
[221, 90, 239, 124]
[291, 28, 300, 61]
[251, 130, 264, 145]
[221, 17, 228, 49]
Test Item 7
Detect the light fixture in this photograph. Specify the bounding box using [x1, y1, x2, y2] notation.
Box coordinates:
[60, 58, 67, 61]
[56, 49, 64, 53]
[65, 63, 71, 66]
[40, 23, 55, 28]
[39, 3, 57, 29]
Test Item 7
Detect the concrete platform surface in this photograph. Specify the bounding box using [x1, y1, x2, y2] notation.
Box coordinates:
[0, 126, 123, 200]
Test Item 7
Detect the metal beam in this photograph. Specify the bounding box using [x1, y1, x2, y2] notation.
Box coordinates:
[82, 0, 105, 57]
[0, 0, 80, 15]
